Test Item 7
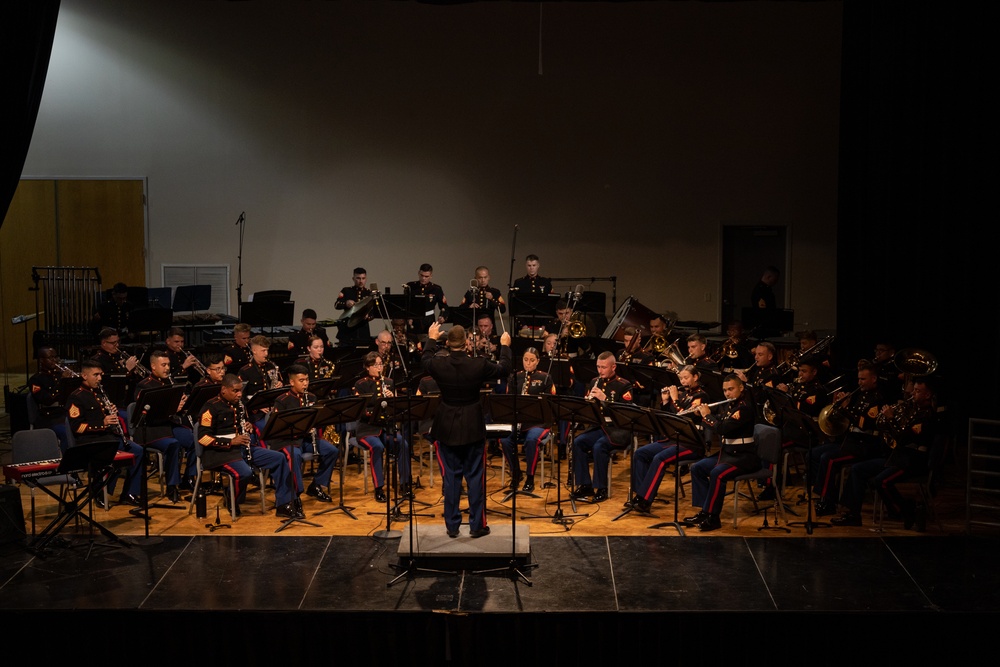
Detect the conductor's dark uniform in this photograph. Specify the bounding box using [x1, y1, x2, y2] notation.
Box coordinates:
[422, 336, 512, 536]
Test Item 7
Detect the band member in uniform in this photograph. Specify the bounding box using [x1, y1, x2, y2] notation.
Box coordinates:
[500, 347, 556, 493]
[297, 335, 335, 382]
[134, 350, 192, 501]
[335, 268, 375, 345]
[391, 317, 422, 366]
[714, 320, 754, 372]
[570, 351, 634, 503]
[422, 322, 512, 538]
[774, 355, 829, 444]
[67, 360, 144, 506]
[198, 373, 299, 519]
[164, 327, 203, 385]
[354, 352, 412, 503]
[92, 282, 132, 337]
[471, 313, 500, 360]
[811, 363, 886, 516]
[269, 364, 339, 508]
[618, 327, 654, 366]
[29, 347, 75, 452]
[239, 335, 283, 428]
[91, 327, 142, 376]
[223, 323, 253, 373]
[832, 377, 940, 529]
[627, 365, 709, 513]
[374, 329, 405, 378]
[288, 308, 331, 358]
[404, 263, 447, 335]
[871, 340, 903, 403]
[683, 374, 757, 531]
[459, 265, 507, 325]
[512, 254, 553, 295]
[736, 341, 780, 421]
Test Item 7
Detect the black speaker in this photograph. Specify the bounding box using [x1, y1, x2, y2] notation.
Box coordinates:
[0, 485, 27, 544]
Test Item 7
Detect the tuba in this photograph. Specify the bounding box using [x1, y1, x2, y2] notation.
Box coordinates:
[893, 348, 938, 377]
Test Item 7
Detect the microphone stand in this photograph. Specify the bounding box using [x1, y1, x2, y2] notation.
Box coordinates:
[234, 211, 245, 321]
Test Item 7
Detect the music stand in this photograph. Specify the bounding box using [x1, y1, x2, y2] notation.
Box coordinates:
[488, 394, 547, 505]
[446, 306, 477, 330]
[29, 438, 126, 556]
[244, 387, 287, 417]
[603, 403, 662, 521]
[183, 383, 222, 429]
[173, 285, 212, 314]
[259, 406, 323, 532]
[570, 358, 598, 388]
[544, 358, 573, 389]
[509, 292, 557, 336]
[369, 394, 436, 531]
[307, 378, 339, 402]
[537, 395, 603, 527]
[241, 299, 295, 331]
[313, 395, 368, 519]
[130, 385, 188, 541]
[647, 411, 705, 535]
[769, 388, 831, 534]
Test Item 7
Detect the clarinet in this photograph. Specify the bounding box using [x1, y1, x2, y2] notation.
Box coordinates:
[96, 384, 126, 438]
[235, 400, 254, 465]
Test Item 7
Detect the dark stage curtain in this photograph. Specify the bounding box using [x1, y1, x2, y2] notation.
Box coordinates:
[837, 0, 995, 425]
[0, 1, 60, 229]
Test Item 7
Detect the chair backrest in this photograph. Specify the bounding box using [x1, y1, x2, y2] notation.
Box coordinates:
[12, 428, 62, 464]
[753, 423, 783, 465]
[64, 417, 77, 448]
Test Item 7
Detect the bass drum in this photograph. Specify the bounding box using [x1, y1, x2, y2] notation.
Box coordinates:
[602, 296, 661, 342]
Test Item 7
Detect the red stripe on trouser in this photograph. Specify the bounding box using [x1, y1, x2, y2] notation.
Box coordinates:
[221, 463, 243, 494]
[706, 465, 740, 513]
[878, 468, 907, 513]
[526, 428, 550, 475]
[360, 436, 382, 488]
[282, 447, 300, 493]
[820, 454, 854, 498]
[641, 447, 690, 502]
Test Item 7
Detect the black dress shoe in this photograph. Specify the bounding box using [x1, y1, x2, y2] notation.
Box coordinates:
[814, 501, 838, 516]
[119, 493, 141, 507]
[399, 483, 415, 500]
[178, 477, 195, 492]
[830, 512, 861, 526]
[522, 476, 535, 493]
[94, 496, 109, 510]
[592, 488, 609, 503]
[758, 485, 776, 501]
[634, 498, 653, 513]
[683, 511, 708, 524]
[167, 486, 181, 503]
[294, 498, 306, 519]
[306, 482, 332, 503]
[276, 502, 297, 519]
[374, 487, 387, 503]
[698, 514, 722, 531]
[470, 526, 491, 538]
[447, 528, 460, 538]
[570, 484, 594, 500]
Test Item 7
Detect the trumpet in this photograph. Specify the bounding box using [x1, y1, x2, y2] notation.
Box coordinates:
[184, 349, 207, 376]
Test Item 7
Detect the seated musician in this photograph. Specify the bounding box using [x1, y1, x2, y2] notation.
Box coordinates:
[91, 326, 142, 379]
[297, 335, 335, 383]
[29, 346, 74, 453]
[134, 350, 192, 501]
[164, 326, 202, 385]
[683, 374, 758, 531]
[832, 376, 941, 529]
[391, 318, 422, 367]
[375, 329, 406, 380]
[716, 320, 754, 373]
[627, 365, 709, 513]
[811, 363, 886, 517]
[192, 353, 226, 389]
[267, 364, 339, 510]
[353, 352, 412, 503]
[736, 341, 780, 421]
[774, 355, 829, 447]
[239, 335, 283, 430]
[91, 281, 132, 338]
[570, 351, 634, 503]
[287, 308, 331, 358]
[223, 323, 253, 374]
[618, 326, 654, 366]
[67, 360, 144, 507]
[500, 347, 556, 493]
[198, 373, 299, 519]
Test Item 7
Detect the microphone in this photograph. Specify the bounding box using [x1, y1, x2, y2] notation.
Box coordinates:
[470, 279, 479, 291]
[370, 282, 379, 293]
[573, 284, 584, 301]
[142, 404, 151, 414]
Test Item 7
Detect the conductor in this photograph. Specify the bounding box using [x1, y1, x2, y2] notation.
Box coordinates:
[422, 321, 512, 538]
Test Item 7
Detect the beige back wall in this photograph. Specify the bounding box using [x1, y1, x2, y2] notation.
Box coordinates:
[19, 0, 842, 333]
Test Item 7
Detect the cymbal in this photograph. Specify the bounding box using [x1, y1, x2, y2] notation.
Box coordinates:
[345, 295, 376, 328]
